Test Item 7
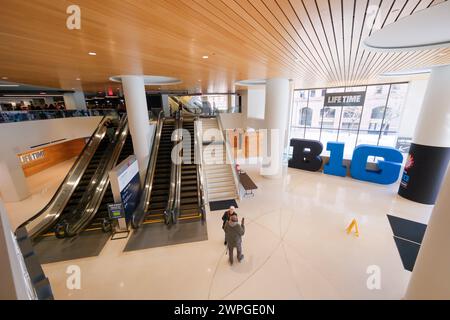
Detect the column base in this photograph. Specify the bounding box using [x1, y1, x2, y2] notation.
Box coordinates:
[398, 143, 450, 205]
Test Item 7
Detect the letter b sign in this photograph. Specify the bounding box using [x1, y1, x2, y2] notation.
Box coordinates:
[289, 139, 323, 172]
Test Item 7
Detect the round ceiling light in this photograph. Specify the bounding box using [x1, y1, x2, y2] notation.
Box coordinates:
[235, 79, 267, 86]
[109, 75, 182, 86]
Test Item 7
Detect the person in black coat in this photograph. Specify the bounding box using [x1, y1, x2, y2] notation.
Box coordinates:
[222, 206, 236, 245]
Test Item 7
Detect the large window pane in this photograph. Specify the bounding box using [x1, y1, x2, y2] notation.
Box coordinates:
[341, 106, 362, 130]
[291, 90, 308, 127]
[306, 90, 325, 128]
[320, 107, 341, 129]
[357, 129, 380, 146]
[320, 129, 338, 157]
[290, 82, 409, 161]
[290, 126, 305, 139]
[378, 131, 398, 148]
[305, 128, 321, 141]
[359, 85, 390, 131]
[338, 130, 358, 159]
[382, 83, 409, 133]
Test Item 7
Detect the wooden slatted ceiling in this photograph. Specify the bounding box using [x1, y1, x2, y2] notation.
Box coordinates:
[0, 0, 448, 93]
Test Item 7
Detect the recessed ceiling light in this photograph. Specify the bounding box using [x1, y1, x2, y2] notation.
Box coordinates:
[202, 55, 209, 59]
[0, 84, 20, 87]
[88, 52, 97, 56]
[76, 78, 81, 81]
[2, 77, 8, 80]
[40, 92, 47, 95]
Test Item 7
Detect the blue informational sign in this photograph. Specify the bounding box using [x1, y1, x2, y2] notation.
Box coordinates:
[107, 203, 125, 220]
[109, 156, 141, 223]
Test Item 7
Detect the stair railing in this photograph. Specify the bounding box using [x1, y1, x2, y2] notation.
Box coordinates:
[216, 114, 242, 200]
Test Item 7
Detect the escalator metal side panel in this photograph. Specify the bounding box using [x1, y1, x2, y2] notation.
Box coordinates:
[64, 116, 129, 236]
[166, 115, 182, 224]
[194, 117, 207, 221]
[131, 111, 165, 228]
[171, 115, 183, 223]
[20, 114, 118, 239]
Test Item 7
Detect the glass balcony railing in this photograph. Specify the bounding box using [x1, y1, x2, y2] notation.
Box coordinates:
[0, 109, 118, 124]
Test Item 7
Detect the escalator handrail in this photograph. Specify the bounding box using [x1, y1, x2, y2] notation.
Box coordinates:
[131, 110, 165, 228]
[18, 112, 119, 239]
[63, 115, 129, 236]
[171, 113, 183, 223]
[194, 116, 207, 220]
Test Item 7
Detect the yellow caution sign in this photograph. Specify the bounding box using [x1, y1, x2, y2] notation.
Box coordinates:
[346, 219, 359, 237]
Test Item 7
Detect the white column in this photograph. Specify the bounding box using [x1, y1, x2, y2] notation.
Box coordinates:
[63, 91, 87, 110]
[413, 66, 450, 147]
[405, 164, 450, 299]
[398, 65, 450, 204]
[161, 94, 171, 117]
[261, 78, 290, 178]
[121, 75, 151, 182]
[0, 154, 30, 202]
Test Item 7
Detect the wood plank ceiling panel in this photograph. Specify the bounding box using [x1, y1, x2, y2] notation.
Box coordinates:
[0, 0, 448, 92]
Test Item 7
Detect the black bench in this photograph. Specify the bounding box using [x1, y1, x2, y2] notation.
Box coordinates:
[239, 172, 258, 197]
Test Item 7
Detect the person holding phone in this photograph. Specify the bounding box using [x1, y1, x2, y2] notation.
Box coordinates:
[224, 214, 245, 265]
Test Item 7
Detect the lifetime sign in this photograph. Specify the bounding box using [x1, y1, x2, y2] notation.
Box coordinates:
[324, 92, 366, 107]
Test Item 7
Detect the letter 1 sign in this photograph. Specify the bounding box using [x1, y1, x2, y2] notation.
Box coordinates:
[324, 142, 347, 177]
[289, 139, 323, 172]
[350, 145, 403, 185]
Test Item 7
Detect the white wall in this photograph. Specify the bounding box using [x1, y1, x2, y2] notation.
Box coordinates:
[398, 79, 429, 138]
[0, 200, 34, 299]
[0, 116, 102, 201]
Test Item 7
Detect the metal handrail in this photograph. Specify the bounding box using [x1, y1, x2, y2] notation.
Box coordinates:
[19, 113, 119, 239]
[194, 116, 207, 220]
[170, 113, 183, 224]
[131, 110, 165, 228]
[216, 113, 242, 200]
[63, 116, 129, 237]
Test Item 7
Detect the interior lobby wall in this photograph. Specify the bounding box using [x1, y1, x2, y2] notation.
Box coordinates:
[0, 116, 102, 202]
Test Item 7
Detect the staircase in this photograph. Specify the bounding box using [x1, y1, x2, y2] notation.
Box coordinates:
[201, 118, 238, 202]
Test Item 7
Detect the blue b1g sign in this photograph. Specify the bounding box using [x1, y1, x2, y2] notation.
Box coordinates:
[289, 139, 403, 185]
[109, 155, 141, 222]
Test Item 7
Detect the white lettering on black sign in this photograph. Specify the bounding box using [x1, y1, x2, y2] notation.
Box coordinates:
[324, 92, 366, 107]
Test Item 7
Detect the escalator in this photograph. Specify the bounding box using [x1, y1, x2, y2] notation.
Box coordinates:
[20, 115, 121, 240]
[57, 137, 111, 221]
[178, 119, 202, 220]
[139, 118, 176, 224]
[85, 133, 134, 232]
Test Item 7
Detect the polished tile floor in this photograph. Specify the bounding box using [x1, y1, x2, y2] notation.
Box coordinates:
[5, 161, 433, 299]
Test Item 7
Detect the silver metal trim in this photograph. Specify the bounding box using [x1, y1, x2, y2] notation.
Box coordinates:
[21, 114, 119, 239]
[64, 115, 129, 236]
[131, 110, 165, 228]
